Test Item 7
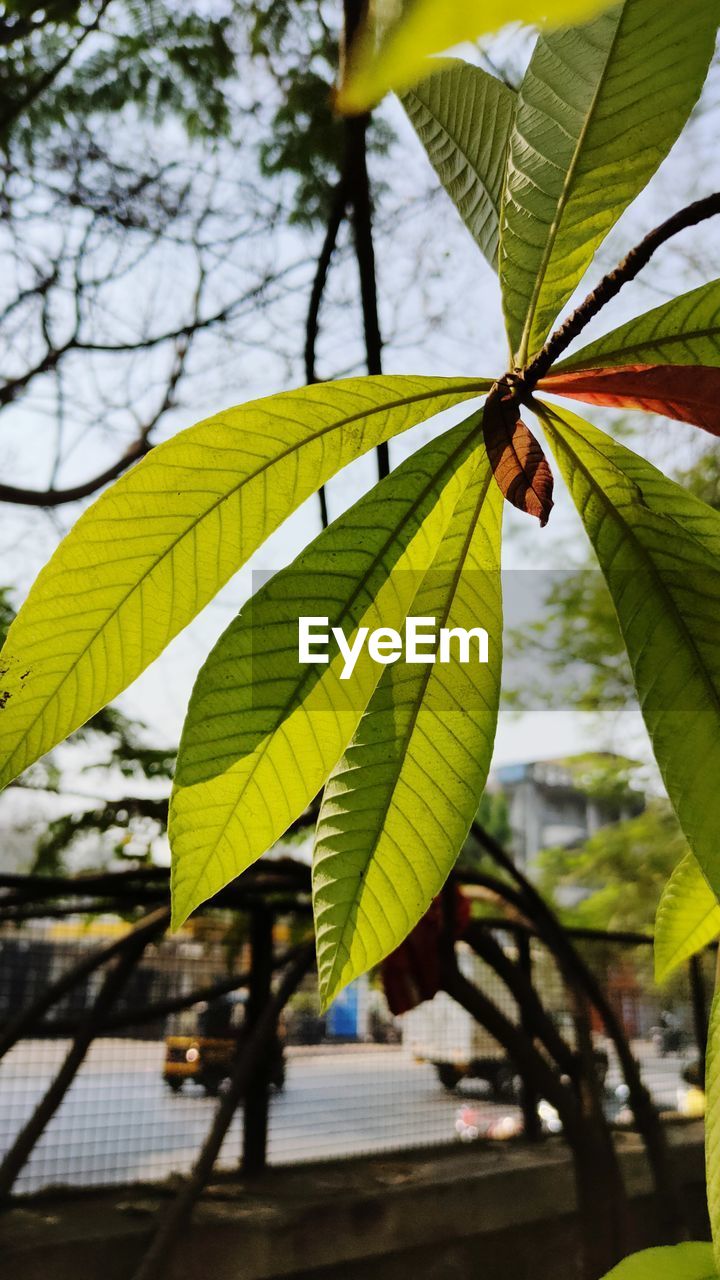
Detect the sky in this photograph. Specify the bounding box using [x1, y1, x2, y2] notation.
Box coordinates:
[1, 23, 719, 833]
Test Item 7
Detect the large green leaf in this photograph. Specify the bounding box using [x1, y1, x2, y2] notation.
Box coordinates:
[555, 280, 720, 373]
[170, 412, 488, 927]
[500, 0, 717, 363]
[600, 1244, 716, 1280]
[540, 404, 720, 899]
[335, 0, 612, 114]
[654, 852, 720, 984]
[313, 454, 502, 1007]
[707, 987, 720, 1270]
[0, 376, 489, 791]
[402, 61, 516, 272]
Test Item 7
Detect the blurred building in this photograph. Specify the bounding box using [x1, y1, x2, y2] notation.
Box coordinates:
[491, 753, 645, 871]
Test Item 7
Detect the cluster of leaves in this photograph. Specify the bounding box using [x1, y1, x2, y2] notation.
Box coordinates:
[2, 11, 720, 1273]
[0, 0, 238, 147]
[0, 0, 718, 1003]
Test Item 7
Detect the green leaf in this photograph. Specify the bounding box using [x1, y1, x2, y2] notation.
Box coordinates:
[555, 280, 720, 373]
[600, 1243, 716, 1279]
[313, 453, 502, 1007]
[707, 987, 720, 1271]
[170, 412, 488, 928]
[500, 0, 717, 363]
[335, 0, 612, 114]
[402, 60, 516, 272]
[655, 852, 720, 984]
[0, 375, 489, 791]
[540, 404, 720, 901]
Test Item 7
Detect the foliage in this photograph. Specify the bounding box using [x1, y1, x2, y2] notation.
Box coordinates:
[655, 852, 720, 984]
[249, 0, 392, 226]
[401, 60, 515, 271]
[538, 799, 688, 934]
[0, 0, 238, 145]
[0, 0, 718, 1109]
[600, 1244, 716, 1279]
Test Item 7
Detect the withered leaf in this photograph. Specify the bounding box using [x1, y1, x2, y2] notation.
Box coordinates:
[540, 363, 720, 436]
[483, 383, 554, 527]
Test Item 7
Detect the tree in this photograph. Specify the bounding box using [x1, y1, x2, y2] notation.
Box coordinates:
[539, 801, 687, 934]
[0, 1, 400, 513]
[3, 6, 720, 1276]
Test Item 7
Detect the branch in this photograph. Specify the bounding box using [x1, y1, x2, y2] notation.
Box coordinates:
[526, 192, 720, 385]
[342, 12, 388, 481]
[470, 821, 687, 1242]
[305, 178, 350, 529]
[0, 430, 152, 506]
[463, 919, 576, 1076]
[0, 336, 188, 507]
[305, 178, 350, 385]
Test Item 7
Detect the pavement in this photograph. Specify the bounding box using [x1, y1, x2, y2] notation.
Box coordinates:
[0, 1038, 693, 1195]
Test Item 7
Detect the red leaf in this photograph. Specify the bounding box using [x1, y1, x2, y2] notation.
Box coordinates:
[483, 383, 554, 527]
[540, 364, 720, 436]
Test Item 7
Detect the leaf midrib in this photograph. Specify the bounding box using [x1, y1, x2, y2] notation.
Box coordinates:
[404, 76, 513, 253]
[515, 11, 623, 365]
[322, 465, 497, 999]
[1, 379, 489, 786]
[557, 324, 720, 371]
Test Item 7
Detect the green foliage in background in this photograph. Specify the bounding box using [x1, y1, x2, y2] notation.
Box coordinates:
[0, 0, 238, 144]
[539, 799, 687, 935]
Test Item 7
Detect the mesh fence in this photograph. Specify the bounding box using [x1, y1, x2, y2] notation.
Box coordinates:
[0, 910, 710, 1196]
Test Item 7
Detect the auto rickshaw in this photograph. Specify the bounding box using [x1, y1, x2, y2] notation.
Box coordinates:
[163, 992, 285, 1096]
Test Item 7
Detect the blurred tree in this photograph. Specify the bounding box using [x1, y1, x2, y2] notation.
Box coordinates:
[458, 790, 511, 873]
[0, 1, 236, 143]
[537, 801, 687, 934]
[505, 449, 720, 712]
[1, 585, 173, 873]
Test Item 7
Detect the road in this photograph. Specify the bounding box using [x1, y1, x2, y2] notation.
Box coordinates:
[0, 1039, 692, 1195]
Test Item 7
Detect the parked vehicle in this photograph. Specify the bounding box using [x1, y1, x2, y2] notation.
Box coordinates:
[401, 944, 520, 1098]
[163, 993, 285, 1096]
[402, 942, 608, 1097]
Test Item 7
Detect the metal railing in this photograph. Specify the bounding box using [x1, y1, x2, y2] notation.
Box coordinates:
[0, 859, 710, 1202]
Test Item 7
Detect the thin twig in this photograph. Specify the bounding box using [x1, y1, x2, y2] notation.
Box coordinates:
[305, 178, 350, 529]
[526, 192, 720, 386]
